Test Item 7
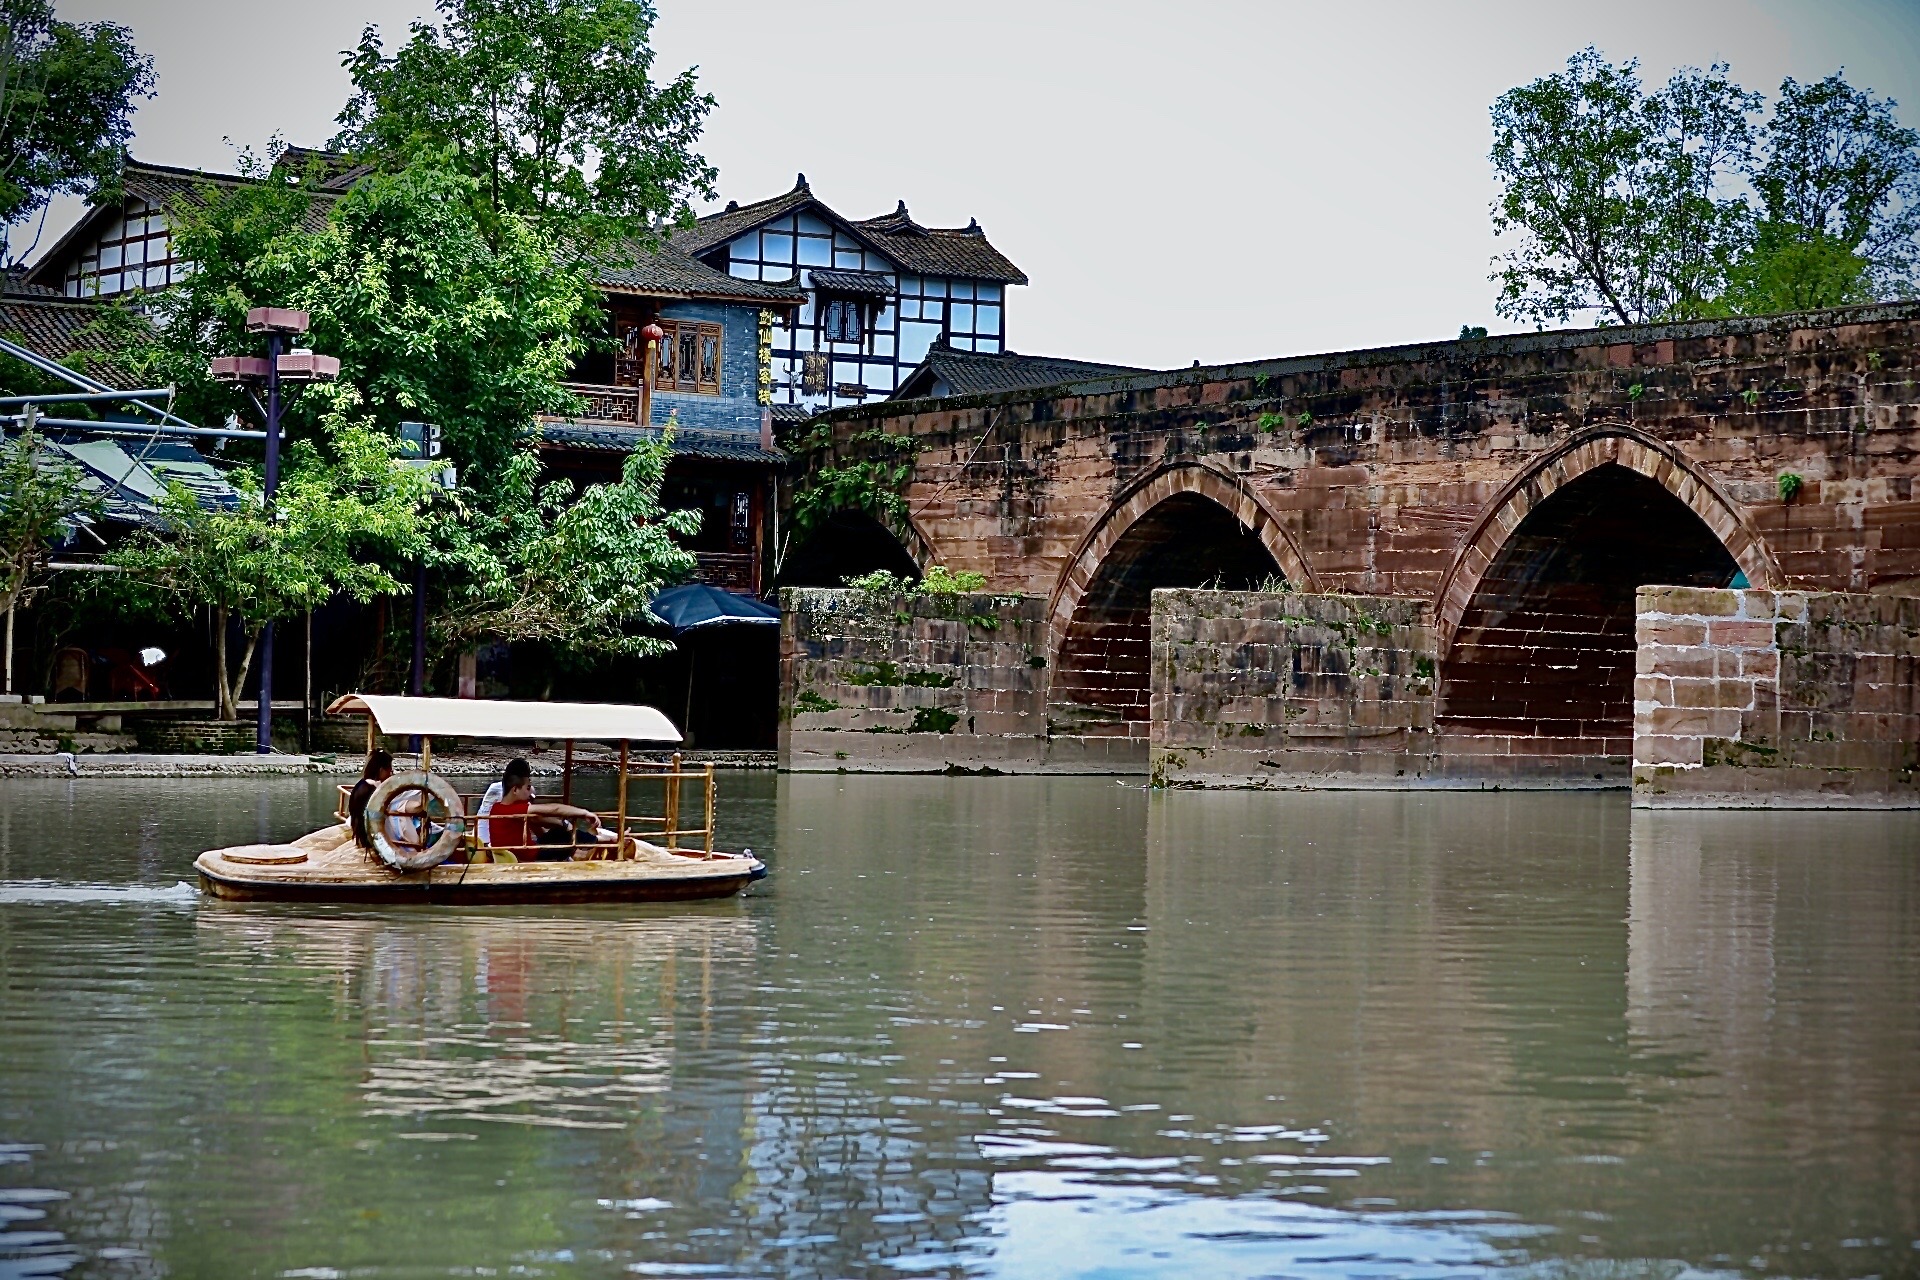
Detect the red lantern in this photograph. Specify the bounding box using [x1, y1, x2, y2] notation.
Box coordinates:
[640, 322, 666, 347]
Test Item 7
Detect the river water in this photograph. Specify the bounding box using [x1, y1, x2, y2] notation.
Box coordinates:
[0, 775, 1915, 1279]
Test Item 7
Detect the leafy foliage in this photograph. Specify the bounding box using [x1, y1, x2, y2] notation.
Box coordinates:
[1490, 50, 1920, 326]
[791, 428, 921, 537]
[1491, 51, 1758, 326]
[0, 425, 100, 616]
[1754, 74, 1920, 294]
[334, 0, 716, 250]
[0, 0, 153, 263]
[843, 565, 986, 597]
[422, 432, 697, 665]
[106, 428, 433, 719]
[104, 154, 598, 492]
[1712, 221, 1874, 316]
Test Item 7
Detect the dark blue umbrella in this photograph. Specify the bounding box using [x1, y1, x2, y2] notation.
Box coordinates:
[649, 582, 780, 634]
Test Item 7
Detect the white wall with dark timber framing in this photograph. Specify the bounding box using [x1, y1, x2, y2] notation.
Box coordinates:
[58, 198, 188, 298]
[716, 210, 1006, 414]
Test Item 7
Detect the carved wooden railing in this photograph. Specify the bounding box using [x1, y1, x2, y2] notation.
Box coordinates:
[693, 552, 756, 593]
[561, 381, 641, 424]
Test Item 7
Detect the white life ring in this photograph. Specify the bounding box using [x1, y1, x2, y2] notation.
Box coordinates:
[366, 772, 467, 871]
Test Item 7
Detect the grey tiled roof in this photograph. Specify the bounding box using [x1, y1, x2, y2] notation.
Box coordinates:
[24, 158, 337, 289]
[769, 402, 812, 423]
[0, 295, 144, 388]
[673, 180, 819, 256]
[42, 435, 240, 530]
[891, 342, 1145, 401]
[808, 268, 896, 297]
[274, 146, 375, 191]
[674, 180, 1028, 285]
[536, 421, 786, 465]
[595, 237, 805, 306]
[853, 206, 1028, 285]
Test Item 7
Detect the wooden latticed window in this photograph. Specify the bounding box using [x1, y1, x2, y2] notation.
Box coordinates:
[654, 320, 723, 395]
[820, 297, 864, 344]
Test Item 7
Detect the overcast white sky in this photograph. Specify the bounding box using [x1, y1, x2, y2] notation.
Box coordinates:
[31, 0, 1920, 368]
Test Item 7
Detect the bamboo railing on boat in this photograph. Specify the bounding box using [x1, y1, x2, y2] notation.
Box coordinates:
[339, 751, 719, 865]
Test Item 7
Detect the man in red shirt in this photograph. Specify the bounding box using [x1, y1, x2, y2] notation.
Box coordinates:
[486, 774, 618, 860]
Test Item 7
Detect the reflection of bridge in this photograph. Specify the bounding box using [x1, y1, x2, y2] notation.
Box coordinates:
[790, 305, 1920, 776]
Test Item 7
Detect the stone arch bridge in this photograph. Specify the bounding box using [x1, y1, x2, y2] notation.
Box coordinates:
[780, 304, 1920, 788]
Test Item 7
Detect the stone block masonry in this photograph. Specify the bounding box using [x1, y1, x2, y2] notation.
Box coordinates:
[796, 302, 1920, 794]
[779, 588, 1141, 773]
[1634, 586, 1919, 808]
[1149, 590, 1440, 789]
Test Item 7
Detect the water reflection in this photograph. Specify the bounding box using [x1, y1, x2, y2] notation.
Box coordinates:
[0, 775, 1914, 1277]
[194, 909, 756, 1131]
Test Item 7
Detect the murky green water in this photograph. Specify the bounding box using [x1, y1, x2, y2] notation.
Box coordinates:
[1, 776, 1915, 1278]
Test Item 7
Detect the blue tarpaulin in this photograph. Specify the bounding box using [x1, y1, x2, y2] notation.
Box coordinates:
[649, 583, 780, 634]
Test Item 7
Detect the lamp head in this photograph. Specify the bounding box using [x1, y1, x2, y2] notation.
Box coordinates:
[246, 306, 310, 336]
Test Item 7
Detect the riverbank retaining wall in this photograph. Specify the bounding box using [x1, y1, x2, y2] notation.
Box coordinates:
[1632, 586, 1919, 808]
[778, 587, 1139, 772]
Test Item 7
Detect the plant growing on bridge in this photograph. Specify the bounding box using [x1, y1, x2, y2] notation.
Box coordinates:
[844, 565, 987, 597]
[1777, 472, 1804, 503]
[791, 428, 923, 536]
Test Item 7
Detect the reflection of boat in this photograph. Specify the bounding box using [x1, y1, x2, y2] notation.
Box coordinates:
[195, 695, 766, 904]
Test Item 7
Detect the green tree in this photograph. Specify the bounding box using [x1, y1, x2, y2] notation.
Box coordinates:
[1712, 221, 1874, 316]
[106, 428, 431, 720]
[87, 147, 319, 436]
[1490, 52, 1920, 325]
[334, 0, 716, 249]
[104, 153, 703, 683]
[0, 423, 99, 622]
[0, 0, 153, 264]
[423, 434, 697, 667]
[1751, 73, 1920, 297]
[103, 153, 598, 499]
[1489, 49, 1758, 327]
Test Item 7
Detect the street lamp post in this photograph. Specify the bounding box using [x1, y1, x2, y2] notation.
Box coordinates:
[211, 307, 340, 753]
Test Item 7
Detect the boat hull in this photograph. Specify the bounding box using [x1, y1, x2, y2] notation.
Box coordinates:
[194, 825, 766, 906]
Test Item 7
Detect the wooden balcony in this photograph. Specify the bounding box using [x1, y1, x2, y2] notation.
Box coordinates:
[693, 551, 757, 593]
[560, 381, 641, 424]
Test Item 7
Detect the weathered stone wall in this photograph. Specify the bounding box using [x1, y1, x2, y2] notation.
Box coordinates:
[813, 303, 1920, 605]
[0, 702, 135, 753]
[1634, 586, 1918, 808]
[1149, 590, 1438, 788]
[779, 588, 1140, 773]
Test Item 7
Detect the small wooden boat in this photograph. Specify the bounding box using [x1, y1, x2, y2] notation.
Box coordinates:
[195, 695, 766, 905]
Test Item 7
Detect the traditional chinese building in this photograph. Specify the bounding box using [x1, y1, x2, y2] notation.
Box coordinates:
[672, 176, 1029, 413]
[536, 239, 804, 594]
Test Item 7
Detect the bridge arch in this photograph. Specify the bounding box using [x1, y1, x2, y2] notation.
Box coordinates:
[777, 508, 936, 588]
[1436, 426, 1780, 751]
[1046, 463, 1316, 734]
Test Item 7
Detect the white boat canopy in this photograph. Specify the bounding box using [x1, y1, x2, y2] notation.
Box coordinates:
[325, 694, 682, 744]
